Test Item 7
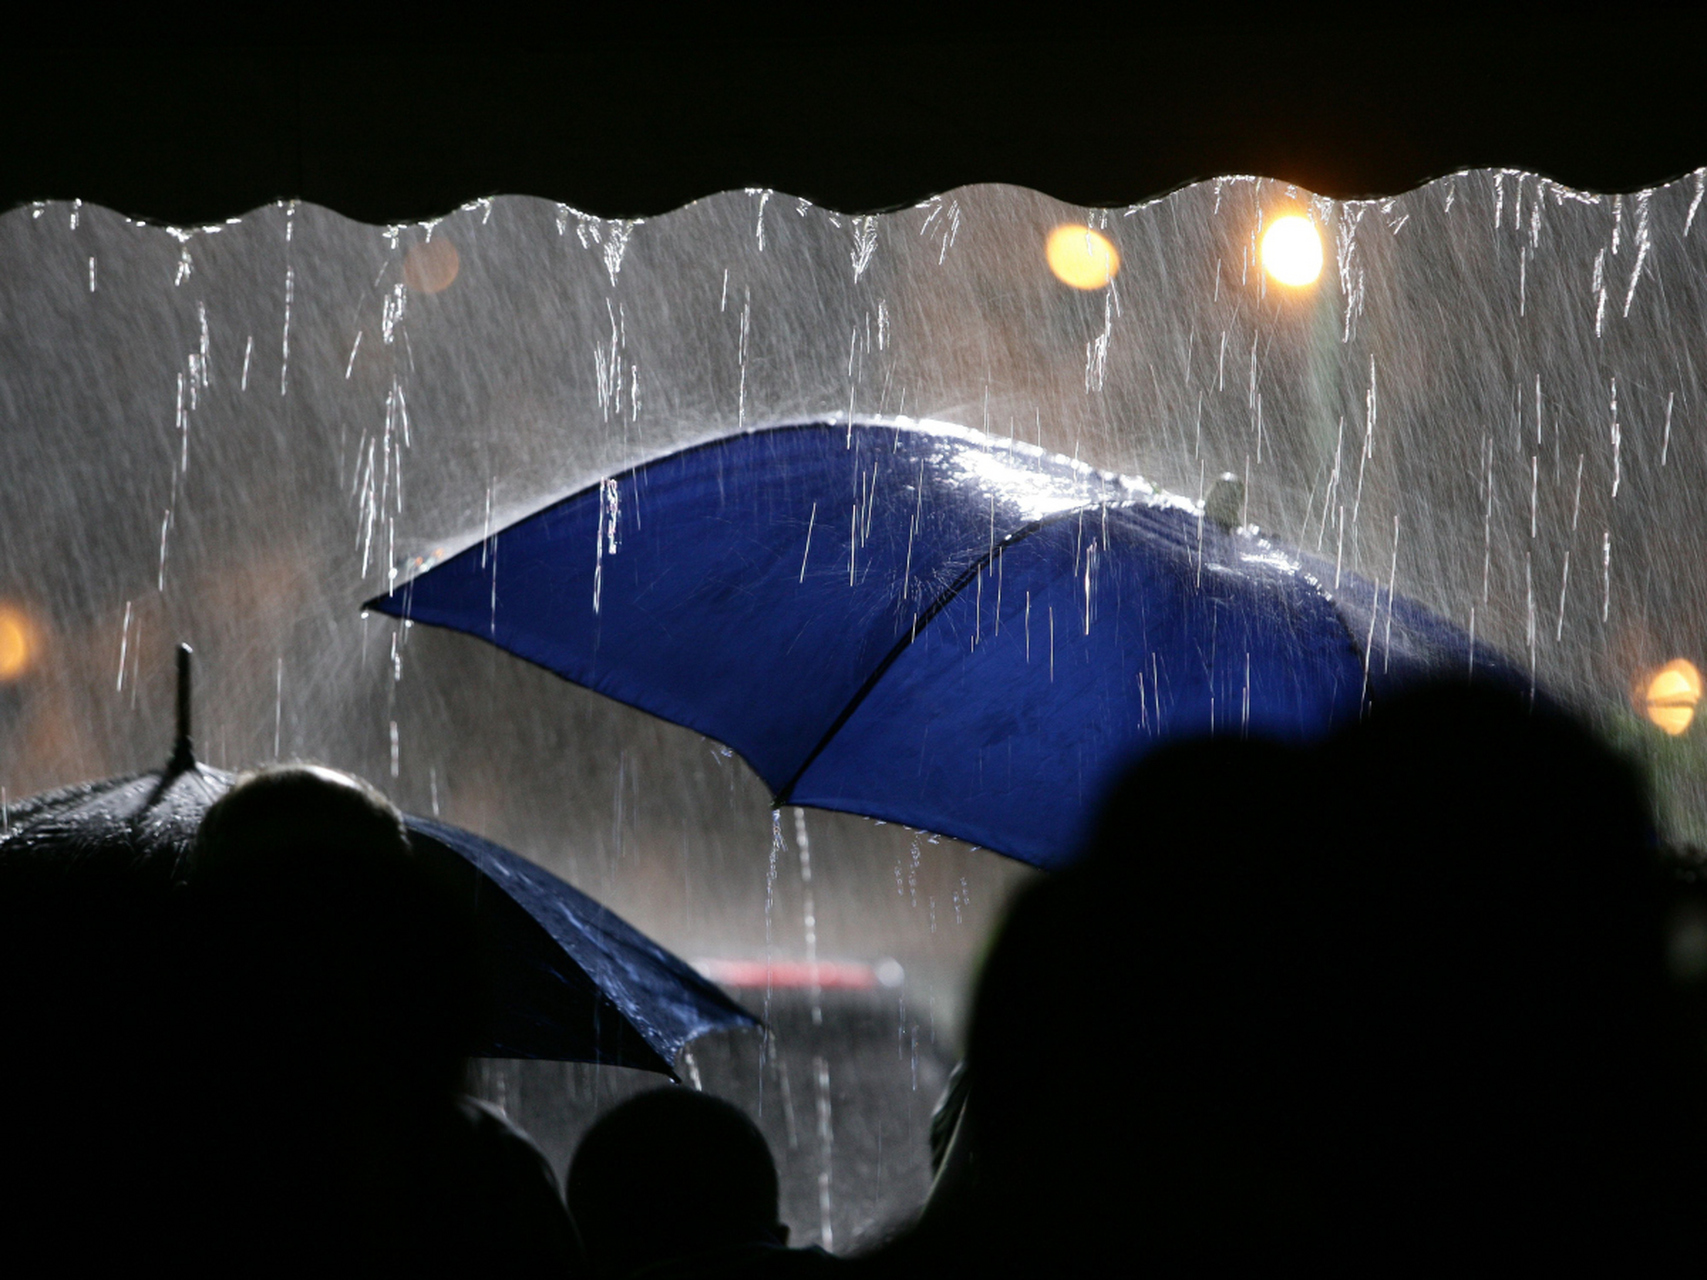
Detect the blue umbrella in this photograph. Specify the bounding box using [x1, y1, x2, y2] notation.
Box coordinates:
[0, 650, 753, 1071]
[371, 420, 1520, 869]
[405, 813, 755, 1068]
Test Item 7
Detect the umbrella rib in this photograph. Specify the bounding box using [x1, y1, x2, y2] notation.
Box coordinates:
[773, 502, 1101, 807]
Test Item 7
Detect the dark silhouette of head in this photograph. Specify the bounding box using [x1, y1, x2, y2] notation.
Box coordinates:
[191, 763, 479, 1089]
[1312, 682, 1703, 1259]
[902, 681, 1707, 1274]
[959, 733, 1327, 1270]
[182, 764, 493, 1265]
[567, 1087, 785, 1278]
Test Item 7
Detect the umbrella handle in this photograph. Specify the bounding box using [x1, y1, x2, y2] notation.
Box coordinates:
[169, 643, 195, 774]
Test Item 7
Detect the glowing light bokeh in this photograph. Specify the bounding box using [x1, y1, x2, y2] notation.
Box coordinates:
[0, 603, 36, 682]
[404, 236, 461, 294]
[1646, 658, 1703, 735]
[1260, 214, 1324, 287]
[1046, 225, 1120, 290]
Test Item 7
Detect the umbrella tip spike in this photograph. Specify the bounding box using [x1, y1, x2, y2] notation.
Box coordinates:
[170, 643, 194, 773]
[1205, 473, 1245, 532]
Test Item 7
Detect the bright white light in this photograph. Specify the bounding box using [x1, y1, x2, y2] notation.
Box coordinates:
[1261, 215, 1324, 287]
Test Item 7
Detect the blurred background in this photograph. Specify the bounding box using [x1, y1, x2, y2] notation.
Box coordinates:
[6, 30, 1707, 1247]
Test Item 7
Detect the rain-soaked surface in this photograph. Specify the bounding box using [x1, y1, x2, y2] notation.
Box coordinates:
[4, 172, 1707, 1244]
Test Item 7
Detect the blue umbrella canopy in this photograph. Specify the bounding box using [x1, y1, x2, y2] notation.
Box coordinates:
[0, 665, 753, 1072]
[403, 813, 753, 1068]
[372, 420, 1521, 869]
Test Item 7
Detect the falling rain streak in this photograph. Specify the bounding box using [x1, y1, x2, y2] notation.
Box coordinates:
[6, 171, 1707, 1246]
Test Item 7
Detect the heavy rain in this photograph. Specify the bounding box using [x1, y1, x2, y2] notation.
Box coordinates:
[4, 167, 1707, 1245]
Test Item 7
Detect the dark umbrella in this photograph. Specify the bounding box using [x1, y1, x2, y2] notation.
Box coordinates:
[370, 420, 1525, 869]
[0, 646, 754, 1073]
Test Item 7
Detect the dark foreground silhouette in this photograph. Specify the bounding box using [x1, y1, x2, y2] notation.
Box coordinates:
[4, 686, 1702, 1270]
[854, 684, 1707, 1272]
[568, 1087, 841, 1278]
[0, 764, 579, 1273]
[193, 765, 579, 1272]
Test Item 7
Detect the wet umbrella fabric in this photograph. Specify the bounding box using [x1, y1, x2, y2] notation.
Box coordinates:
[372, 419, 1521, 869]
[0, 759, 753, 1072]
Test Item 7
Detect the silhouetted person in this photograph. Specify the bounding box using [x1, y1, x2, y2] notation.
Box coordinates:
[0, 776, 198, 1269]
[187, 764, 579, 1273]
[858, 683, 1707, 1274]
[1314, 685, 1707, 1262]
[946, 734, 1331, 1271]
[567, 1087, 840, 1278]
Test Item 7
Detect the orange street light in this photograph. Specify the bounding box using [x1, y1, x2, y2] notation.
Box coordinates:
[1046, 225, 1119, 290]
[0, 603, 38, 682]
[1645, 658, 1703, 735]
[404, 236, 461, 294]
